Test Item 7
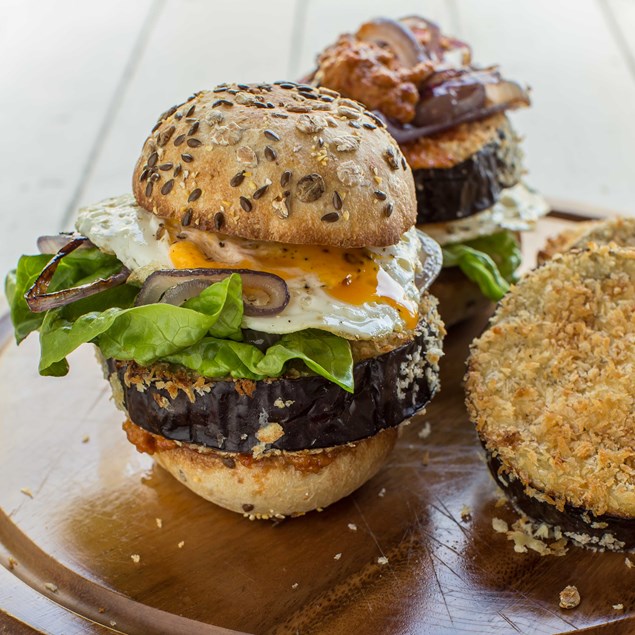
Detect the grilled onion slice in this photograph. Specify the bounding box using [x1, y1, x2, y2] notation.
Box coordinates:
[135, 269, 290, 317]
[25, 236, 129, 313]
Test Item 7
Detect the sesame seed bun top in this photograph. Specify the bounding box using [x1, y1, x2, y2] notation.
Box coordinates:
[132, 82, 417, 247]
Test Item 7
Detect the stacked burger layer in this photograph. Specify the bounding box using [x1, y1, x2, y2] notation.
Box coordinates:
[310, 16, 548, 325]
[7, 83, 445, 519]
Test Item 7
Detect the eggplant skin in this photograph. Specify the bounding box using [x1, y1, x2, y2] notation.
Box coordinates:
[486, 451, 634, 550]
[413, 123, 522, 224]
[106, 324, 442, 454]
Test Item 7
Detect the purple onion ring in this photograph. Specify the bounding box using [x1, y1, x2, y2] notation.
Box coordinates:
[134, 269, 290, 317]
[25, 236, 129, 313]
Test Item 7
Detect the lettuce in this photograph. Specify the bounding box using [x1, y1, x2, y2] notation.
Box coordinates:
[165, 329, 353, 392]
[6, 250, 354, 391]
[442, 231, 521, 301]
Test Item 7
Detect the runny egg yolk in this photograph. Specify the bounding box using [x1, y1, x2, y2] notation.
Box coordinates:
[169, 240, 418, 328]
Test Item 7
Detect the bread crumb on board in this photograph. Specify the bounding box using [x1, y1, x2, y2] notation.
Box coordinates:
[559, 585, 580, 609]
[347, 523, 357, 531]
[155, 518, 163, 529]
[377, 556, 389, 565]
[44, 582, 58, 594]
[626, 557, 634, 569]
[492, 516, 568, 556]
[334, 553, 342, 560]
[178, 541, 185, 549]
[7, 557, 17, 570]
[378, 487, 386, 498]
[460, 505, 472, 521]
[492, 517, 509, 533]
[20, 487, 33, 498]
[417, 421, 431, 439]
[613, 604, 624, 610]
[82, 435, 90, 444]
[131, 554, 141, 564]
[291, 582, 299, 589]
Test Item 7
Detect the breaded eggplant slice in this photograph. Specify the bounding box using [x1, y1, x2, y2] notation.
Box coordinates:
[538, 216, 635, 264]
[408, 115, 523, 224]
[107, 297, 444, 454]
[465, 245, 635, 550]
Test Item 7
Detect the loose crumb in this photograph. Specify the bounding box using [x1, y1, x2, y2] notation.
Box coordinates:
[82, 435, 90, 444]
[291, 582, 298, 589]
[131, 554, 141, 564]
[421, 451, 430, 466]
[44, 582, 58, 593]
[7, 557, 17, 570]
[378, 488, 386, 498]
[495, 496, 507, 508]
[98, 607, 106, 614]
[613, 604, 624, 610]
[347, 523, 357, 532]
[155, 518, 163, 529]
[110, 622, 117, 627]
[492, 517, 509, 533]
[178, 541, 185, 549]
[498, 516, 568, 557]
[460, 505, 472, 521]
[20, 487, 33, 498]
[626, 557, 634, 569]
[377, 556, 389, 565]
[559, 585, 580, 609]
[417, 421, 431, 439]
[334, 553, 342, 560]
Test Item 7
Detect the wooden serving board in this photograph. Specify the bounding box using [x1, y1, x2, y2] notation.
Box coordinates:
[0, 215, 633, 635]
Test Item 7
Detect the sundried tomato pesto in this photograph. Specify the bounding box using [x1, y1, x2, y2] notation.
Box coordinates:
[122, 419, 343, 473]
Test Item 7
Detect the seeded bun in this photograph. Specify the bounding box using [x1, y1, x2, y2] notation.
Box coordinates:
[126, 420, 398, 518]
[132, 83, 416, 248]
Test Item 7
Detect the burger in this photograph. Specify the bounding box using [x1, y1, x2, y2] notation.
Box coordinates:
[307, 16, 549, 325]
[6, 82, 445, 519]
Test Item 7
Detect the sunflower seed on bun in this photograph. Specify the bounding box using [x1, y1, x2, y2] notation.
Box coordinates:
[133, 83, 417, 248]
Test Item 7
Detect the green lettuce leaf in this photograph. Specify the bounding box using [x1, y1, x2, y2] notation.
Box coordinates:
[7, 249, 123, 344]
[165, 329, 354, 392]
[38, 275, 243, 374]
[442, 231, 521, 301]
[7, 250, 355, 391]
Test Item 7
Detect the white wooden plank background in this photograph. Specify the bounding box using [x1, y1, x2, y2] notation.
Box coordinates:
[1, 0, 635, 284]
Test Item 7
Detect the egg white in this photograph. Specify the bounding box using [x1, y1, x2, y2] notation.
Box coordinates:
[423, 182, 549, 246]
[75, 195, 426, 339]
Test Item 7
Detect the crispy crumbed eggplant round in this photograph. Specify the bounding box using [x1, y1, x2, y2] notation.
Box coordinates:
[486, 452, 635, 550]
[107, 313, 443, 454]
[466, 245, 635, 547]
[538, 216, 635, 265]
[412, 117, 522, 224]
[124, 420, 399, 518]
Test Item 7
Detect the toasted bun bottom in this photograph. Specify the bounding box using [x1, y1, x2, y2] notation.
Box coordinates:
[430, 267, 491, 328]
[148, 425, 398, 518]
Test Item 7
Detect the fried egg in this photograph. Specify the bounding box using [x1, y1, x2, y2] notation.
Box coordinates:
[423, 182, 549, 246]
[76, 195, 429, 339]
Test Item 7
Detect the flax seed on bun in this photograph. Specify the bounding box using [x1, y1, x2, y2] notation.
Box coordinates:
[132, 82, 416, 248]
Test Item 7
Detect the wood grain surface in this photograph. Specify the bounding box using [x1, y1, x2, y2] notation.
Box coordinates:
[0, 217, 633, 634]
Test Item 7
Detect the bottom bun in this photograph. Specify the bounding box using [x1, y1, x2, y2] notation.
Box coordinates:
[126, 421, 399, 518]
[430, 267, 491, 328]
